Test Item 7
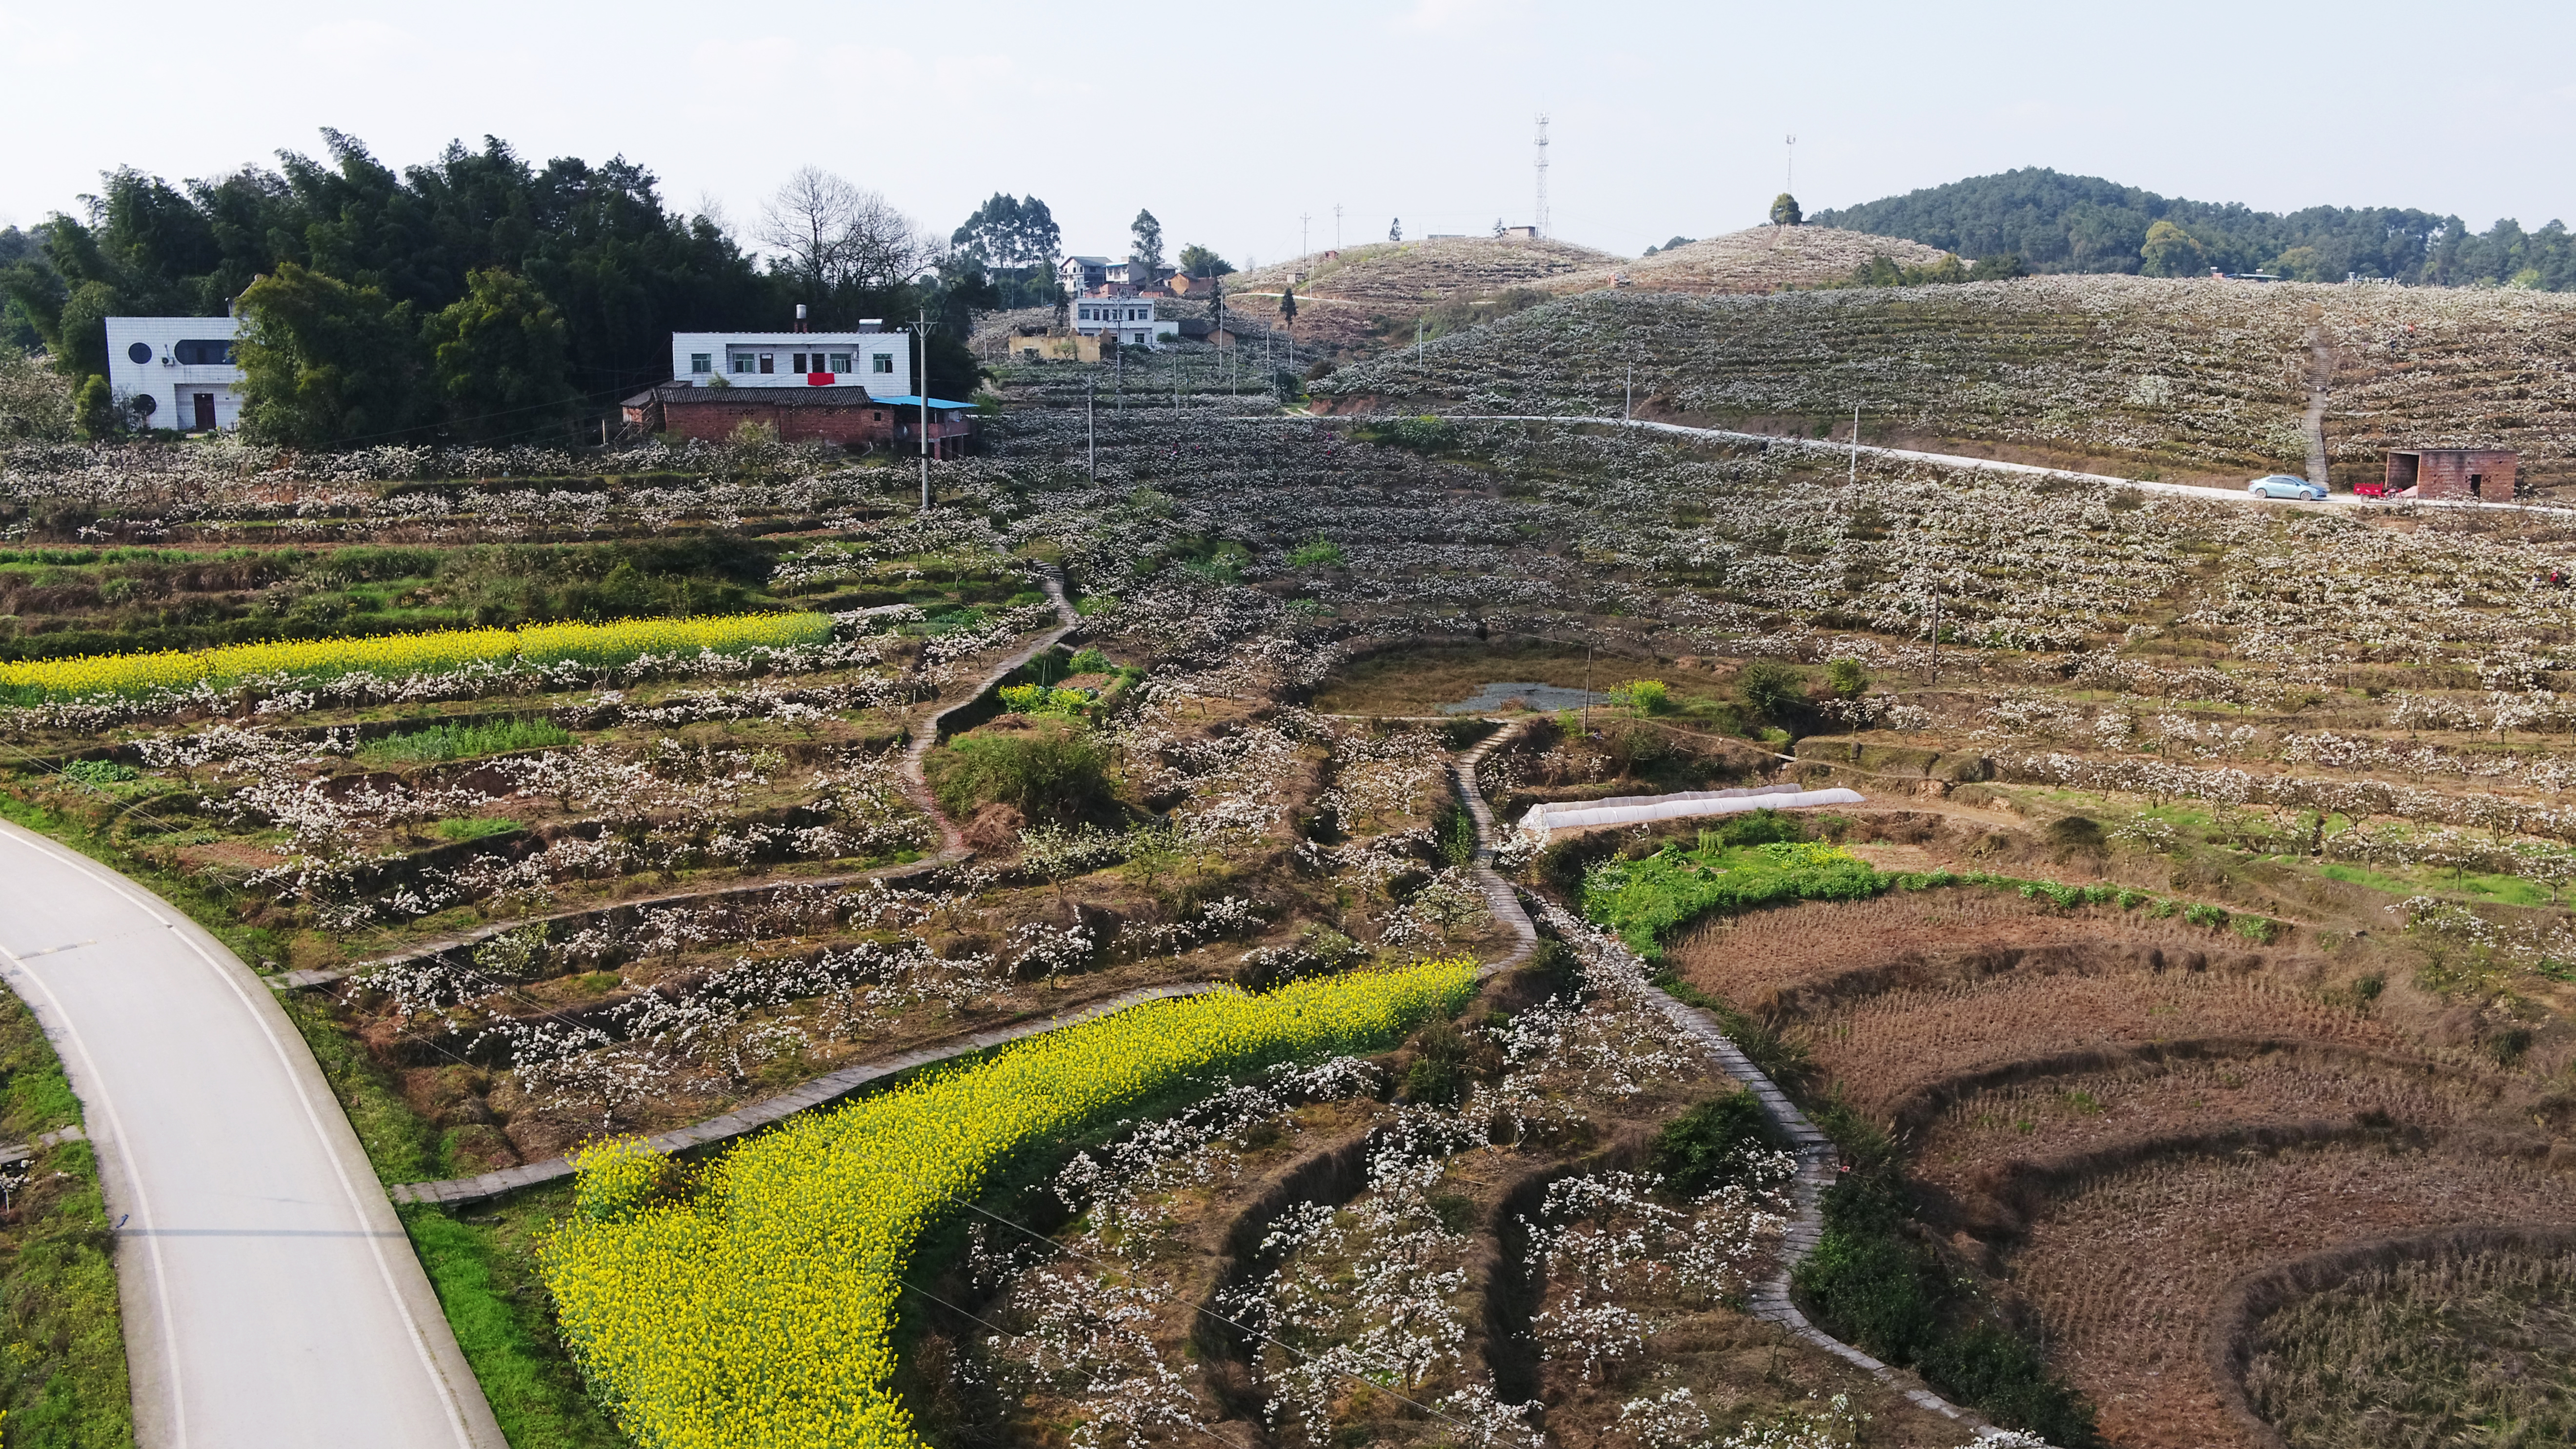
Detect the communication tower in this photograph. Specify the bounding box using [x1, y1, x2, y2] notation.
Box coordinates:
[1533, 114, 1550, 239]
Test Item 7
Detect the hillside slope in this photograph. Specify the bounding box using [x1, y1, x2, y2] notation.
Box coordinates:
[1813, 166, 2576, 287]
[1216, 236, 1618, 351]
[1311, 275, 2576, 491]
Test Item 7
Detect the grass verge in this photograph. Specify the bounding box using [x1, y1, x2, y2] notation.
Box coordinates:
[0, 988, 132, 1448]
[401, 1187, 631, 1449]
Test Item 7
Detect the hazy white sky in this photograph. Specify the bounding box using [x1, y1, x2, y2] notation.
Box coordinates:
[8, 0, 2572, 265]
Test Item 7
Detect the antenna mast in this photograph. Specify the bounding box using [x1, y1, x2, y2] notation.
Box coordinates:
[1533, 113, 1550, 239]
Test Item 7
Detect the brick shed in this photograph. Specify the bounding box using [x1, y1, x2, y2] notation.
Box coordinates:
[2385, 448, 2517, 501]
[623, 383, 972, 454]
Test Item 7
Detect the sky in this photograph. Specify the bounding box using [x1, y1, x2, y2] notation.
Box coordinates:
[7, 0, 2574, 267]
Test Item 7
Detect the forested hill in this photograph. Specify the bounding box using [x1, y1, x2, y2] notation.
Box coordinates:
[1811, 167, 2576, 289]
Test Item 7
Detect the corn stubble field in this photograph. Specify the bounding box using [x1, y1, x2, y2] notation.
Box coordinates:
[2, 265, 2574, 1448]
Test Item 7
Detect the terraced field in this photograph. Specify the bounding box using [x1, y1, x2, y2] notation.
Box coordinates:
[4, 326, 2575, 1446]
[1315, 274, 2576, 492]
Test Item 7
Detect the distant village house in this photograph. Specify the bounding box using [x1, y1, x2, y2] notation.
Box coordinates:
[105, 317, 242, 431]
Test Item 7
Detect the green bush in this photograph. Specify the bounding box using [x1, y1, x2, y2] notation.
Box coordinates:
[1826, 657, 1869, 699]
[1649, 1090, 1781, 1195]
[1403, 1017, 1472, 1107]
[57, 759, 138, 787]
[1611, 679, 1669, 715]
[1796, 1175, 2099, 1445]
[1286, 537, 1347, 568]
[1736, 660, 1804, 723]
[931, 724, 1115, 822]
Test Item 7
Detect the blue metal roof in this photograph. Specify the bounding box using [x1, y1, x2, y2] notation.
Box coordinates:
[874, 395, 975, 410]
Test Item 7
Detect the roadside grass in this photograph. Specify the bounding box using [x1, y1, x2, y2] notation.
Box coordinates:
[402, 1187, 632, 1449]
[0, 991, 132, 1449]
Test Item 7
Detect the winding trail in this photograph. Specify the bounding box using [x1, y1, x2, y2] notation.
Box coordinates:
[0, 820, 506, 1449]
[1446, 728, 2007, 1437]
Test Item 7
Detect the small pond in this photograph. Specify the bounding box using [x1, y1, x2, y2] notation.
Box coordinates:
[1437, 681, 1605, 714]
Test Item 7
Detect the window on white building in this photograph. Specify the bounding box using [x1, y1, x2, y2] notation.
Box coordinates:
[829, 353, 851, 372]
[872, 353, 894, 374]
[759, 355, 775, 374]
[731, 355, 753, 373]
[691, 353, 712, 374]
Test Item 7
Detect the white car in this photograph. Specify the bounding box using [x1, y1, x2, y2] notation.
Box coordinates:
[2248, 474, 2327, 501]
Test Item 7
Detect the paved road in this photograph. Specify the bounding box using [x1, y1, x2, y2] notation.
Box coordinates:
[0, 821, 503, 1449]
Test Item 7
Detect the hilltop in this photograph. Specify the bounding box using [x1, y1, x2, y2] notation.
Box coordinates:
[1177, 225, 1954, 358]
[1312, 272, 2576, 493]
[1815, 166, 2576, 286]
[1544, 223, 1950, 294]
[1215, 234, 1619, 351]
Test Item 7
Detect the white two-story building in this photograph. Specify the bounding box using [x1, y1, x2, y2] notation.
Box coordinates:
[1069, 296, 1178, 350]
[667, 329, 913, 394]
[105, 317, 242, 431]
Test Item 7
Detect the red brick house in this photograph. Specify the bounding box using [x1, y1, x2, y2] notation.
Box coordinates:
[624, 384, 974, 455]
[2382, 448, 2518, 501]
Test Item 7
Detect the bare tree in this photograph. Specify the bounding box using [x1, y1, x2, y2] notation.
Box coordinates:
[758, 166, 935, 293]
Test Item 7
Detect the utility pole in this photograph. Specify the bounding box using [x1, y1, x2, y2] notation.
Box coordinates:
[916, 308, 931, 510]
[1850, 403, 1859, 483]
[1786, 134, 1797, 194]
[1087, 378, 1096, 480]
[1928, 589, 1941, 681]
[1625, 362, 1632, 421]
[1301, 211, 1311, 258]
[1334, 203, 1342, 250]
[1115, 327, 1124, 412]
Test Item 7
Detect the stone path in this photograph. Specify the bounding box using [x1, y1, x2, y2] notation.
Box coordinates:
[391, 981, 1214, 1207]
[1447, 729, 2010, 1439]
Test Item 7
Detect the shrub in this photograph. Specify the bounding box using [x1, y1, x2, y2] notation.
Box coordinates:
[1797, 1175, 2100, 1446]
[1286, 537, 1347, 568]
[1611, 679, 1669, 715]
[931, 724, 1114, 822]
[1649, 1090, 1781, 1195]
[1403, 1017, 1473, 1106]
[58, 759, 139, 787]
[1825, 657, 1869, 699]
[1736, 660, 1803, 723]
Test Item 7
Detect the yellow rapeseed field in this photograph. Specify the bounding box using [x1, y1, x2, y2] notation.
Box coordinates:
[540, 959, 1477, 1449]
[0, 613, 832, 701]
